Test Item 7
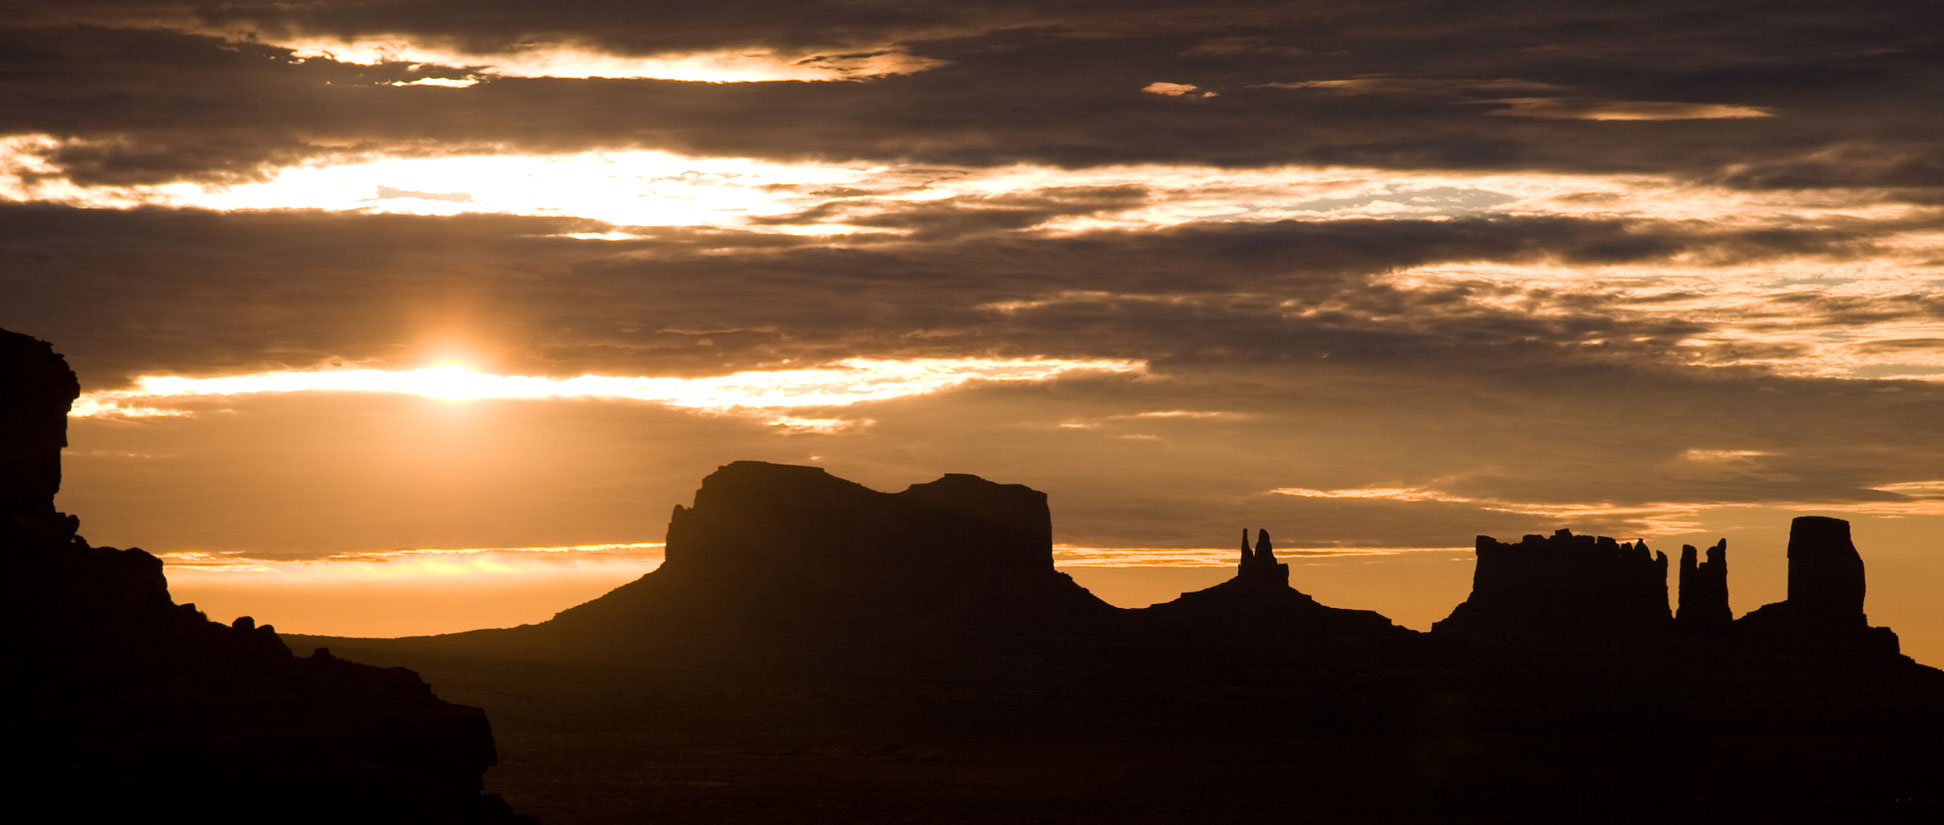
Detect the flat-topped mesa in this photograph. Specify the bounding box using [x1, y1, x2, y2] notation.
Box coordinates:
[1676, 539, 1732, 630]
[0, 328, 80, 524]
[1236, 528, 1289, 584]
[663, 461, 1057, 585]
[1433, 529, 1671, 639]
[552, 461, 1111, 638]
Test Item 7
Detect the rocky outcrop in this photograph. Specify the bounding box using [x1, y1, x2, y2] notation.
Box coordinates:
[1236, 528, 1289, 584]
[1676, 539, 1731, 630]
[0, 327, 529, 824]
[1783, 515, 1866, 622]
[1433, 529, 1671, 638]
[1141, 527, 1411, 647]
[1738, 516, 1897, 657]
[546, 461, 1114, 644]
[0, 328, 79, 522]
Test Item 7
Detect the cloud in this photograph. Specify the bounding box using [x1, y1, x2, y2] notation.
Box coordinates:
[1484, 98, 1771, 121]
[1051, 544, 1467, 567]
[275, 36, 945, 82]
[3, 7, 1942, 199]
[1141, 82, 1215, 98]
[2, 203, 1931, 390]
[70, 357, 1147, 423]
[374, 185, 474, 202]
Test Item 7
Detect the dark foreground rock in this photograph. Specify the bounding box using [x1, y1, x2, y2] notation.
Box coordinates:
[0, 327, 530, 824]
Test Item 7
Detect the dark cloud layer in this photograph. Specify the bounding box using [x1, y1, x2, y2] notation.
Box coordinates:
[0, 204, 1900, 381]
[4, 3, 1942, 194]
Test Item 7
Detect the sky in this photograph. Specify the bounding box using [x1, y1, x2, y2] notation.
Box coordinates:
[4, 1, 1944, 661]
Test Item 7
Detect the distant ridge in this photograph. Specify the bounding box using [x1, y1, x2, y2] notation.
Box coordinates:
[378, 460, 1931, 677]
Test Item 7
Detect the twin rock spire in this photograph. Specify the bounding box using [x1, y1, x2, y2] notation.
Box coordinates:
[1237, 528, 1289, 584]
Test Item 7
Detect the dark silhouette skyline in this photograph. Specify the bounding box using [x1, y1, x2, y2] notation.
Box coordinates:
[10, 326, 1944, 823]
[8, 5, 1944, 822]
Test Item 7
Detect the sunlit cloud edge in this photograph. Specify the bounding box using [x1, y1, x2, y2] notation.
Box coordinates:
[70, 357, 1149, 424]
[270, 33, 945, 83]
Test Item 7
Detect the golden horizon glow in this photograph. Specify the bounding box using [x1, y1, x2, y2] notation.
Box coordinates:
[69, 357, 1148, 421]
[160, 541, 1473, 637]
[1052, 544, 1469, 566]
[1271, 484, 1944, 536]
[161, 541, 666, 637]
[161, 540, 1464, 578]
[161, 541, 665, 581]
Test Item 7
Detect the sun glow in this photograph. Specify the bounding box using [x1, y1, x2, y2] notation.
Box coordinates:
[160, 541, 665, 580]
[70, 357, 1147, 420]
[1270, 484, 1944, 535]
[158, 541, 667, 637]
[1052, 544, 1468, 567]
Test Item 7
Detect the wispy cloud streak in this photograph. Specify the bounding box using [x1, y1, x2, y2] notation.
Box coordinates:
[71, 357, 1147, 422]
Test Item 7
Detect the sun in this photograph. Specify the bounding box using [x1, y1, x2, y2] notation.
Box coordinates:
[410, 362, 497, 402]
